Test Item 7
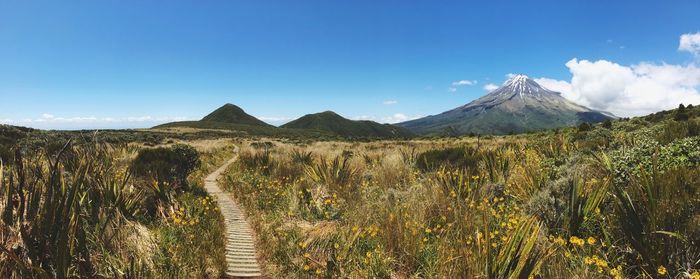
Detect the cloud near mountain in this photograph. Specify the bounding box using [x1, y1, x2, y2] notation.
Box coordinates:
[536, 59, 700, 117]
[680, 32, 700, 57]
[533, 33, 700, 117]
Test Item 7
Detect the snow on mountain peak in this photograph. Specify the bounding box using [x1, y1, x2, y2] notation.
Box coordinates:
[506, 74, 529, 83]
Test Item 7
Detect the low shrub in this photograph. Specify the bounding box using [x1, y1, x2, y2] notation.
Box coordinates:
[131, 144, 200, 191]
[416, 146, 480, 172]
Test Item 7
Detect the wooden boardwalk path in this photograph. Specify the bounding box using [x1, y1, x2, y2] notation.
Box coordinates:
[204, 155, 262, 278]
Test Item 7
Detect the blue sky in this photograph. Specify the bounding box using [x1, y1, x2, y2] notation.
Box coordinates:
[1, 0, 699, 129]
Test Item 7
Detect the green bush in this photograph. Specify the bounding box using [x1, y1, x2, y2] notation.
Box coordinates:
[577, 122, 592, 132]
[239, 149, 274, 175]
[674, 104, 689, 121]
[416, 146, 480, 172]
[131, 144, 200, 191]
[612, 166, 700, 276]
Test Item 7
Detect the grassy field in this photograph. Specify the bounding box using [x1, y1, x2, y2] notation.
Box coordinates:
[1, 105, 699, 278]
[0, 136, 236, 278]
[220, 106, 700, 278]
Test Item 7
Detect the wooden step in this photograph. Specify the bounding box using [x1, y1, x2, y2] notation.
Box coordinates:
[203, 153, 263, 279]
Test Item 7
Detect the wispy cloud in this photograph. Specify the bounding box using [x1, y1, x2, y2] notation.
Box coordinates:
[256, 116, 295, 125]
[447, 79, 478, 92]
[353, 113, 422, 124]
[382, 100, 398, 105]
[448, 79, 478, 92]
[680, 31, 700, 56]
[451, 80, 476, 86]
[483, 83, 499, 91]
[2, 114, 194, 129]
[256, 116, 294, 122]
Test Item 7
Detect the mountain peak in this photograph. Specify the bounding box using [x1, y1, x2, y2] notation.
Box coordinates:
[319, 110, 341, 117]
[484, 74, 551, 99]
[397, 74, 615, 135]
[505, 74, 530, 85]
[281, 111, 414, 138]
[200, 103, 272, 127]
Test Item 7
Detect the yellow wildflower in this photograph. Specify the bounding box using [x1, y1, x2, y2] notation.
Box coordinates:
[586, 237, 596, 245]
[657, 265, 667, 276]
[569, 236, 584, 247]
[554, 237, 566, 246]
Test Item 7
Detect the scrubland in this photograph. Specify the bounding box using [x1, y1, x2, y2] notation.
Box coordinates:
[0, 138, 235, 278]
[222, 108, 700, 278]
[1, 105, 700, 278]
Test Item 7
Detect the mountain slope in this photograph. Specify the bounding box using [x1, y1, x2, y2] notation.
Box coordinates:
[281, 111, 414, 138]
[153, 103, 305, 136]
[398, 75, 615, 135]
[200, 103, 273, 127]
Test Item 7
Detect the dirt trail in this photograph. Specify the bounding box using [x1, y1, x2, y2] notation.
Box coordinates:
[204, 150, 262, 278]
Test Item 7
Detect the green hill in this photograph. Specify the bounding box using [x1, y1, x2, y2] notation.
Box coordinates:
[200, 103, 273, 127]
[281, 111, 414, 138]
[153, 103, 285, 136]
[153, 104, 339, 138]
[154, 120, 333, 138]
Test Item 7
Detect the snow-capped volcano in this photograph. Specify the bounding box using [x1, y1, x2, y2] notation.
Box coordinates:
[499, 74, 550, 98]
[397, 75, 615, 135]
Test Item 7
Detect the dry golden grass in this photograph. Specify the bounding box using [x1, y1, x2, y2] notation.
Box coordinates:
[222, 131, 700, 278]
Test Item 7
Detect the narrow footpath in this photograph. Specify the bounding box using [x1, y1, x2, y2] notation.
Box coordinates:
[204, 154, 262, 278]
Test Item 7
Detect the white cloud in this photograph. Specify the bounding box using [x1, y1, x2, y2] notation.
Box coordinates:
[448, 79, 477, 92]
[382, 100, 398, 105]
[483, 83, 499, 91]
[384, 113, 409, 123]
[257, 116, 294, 122]
[353, 113, 422, 124]
[452, 80, 476, 86]
[353, 115, 374, 121]
[535, 58, 700, 117]
[2, 114, 194, 129]
[382, 113, 422, 123]
[679, 32, 700, 56]
[256, 116, 295, 125]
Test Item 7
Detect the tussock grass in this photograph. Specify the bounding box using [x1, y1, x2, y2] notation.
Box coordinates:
[0, 140, 234, 278]
[223, 117, 700, 278]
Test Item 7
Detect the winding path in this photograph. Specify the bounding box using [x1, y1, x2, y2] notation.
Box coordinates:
[204, 153, 263, 278]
